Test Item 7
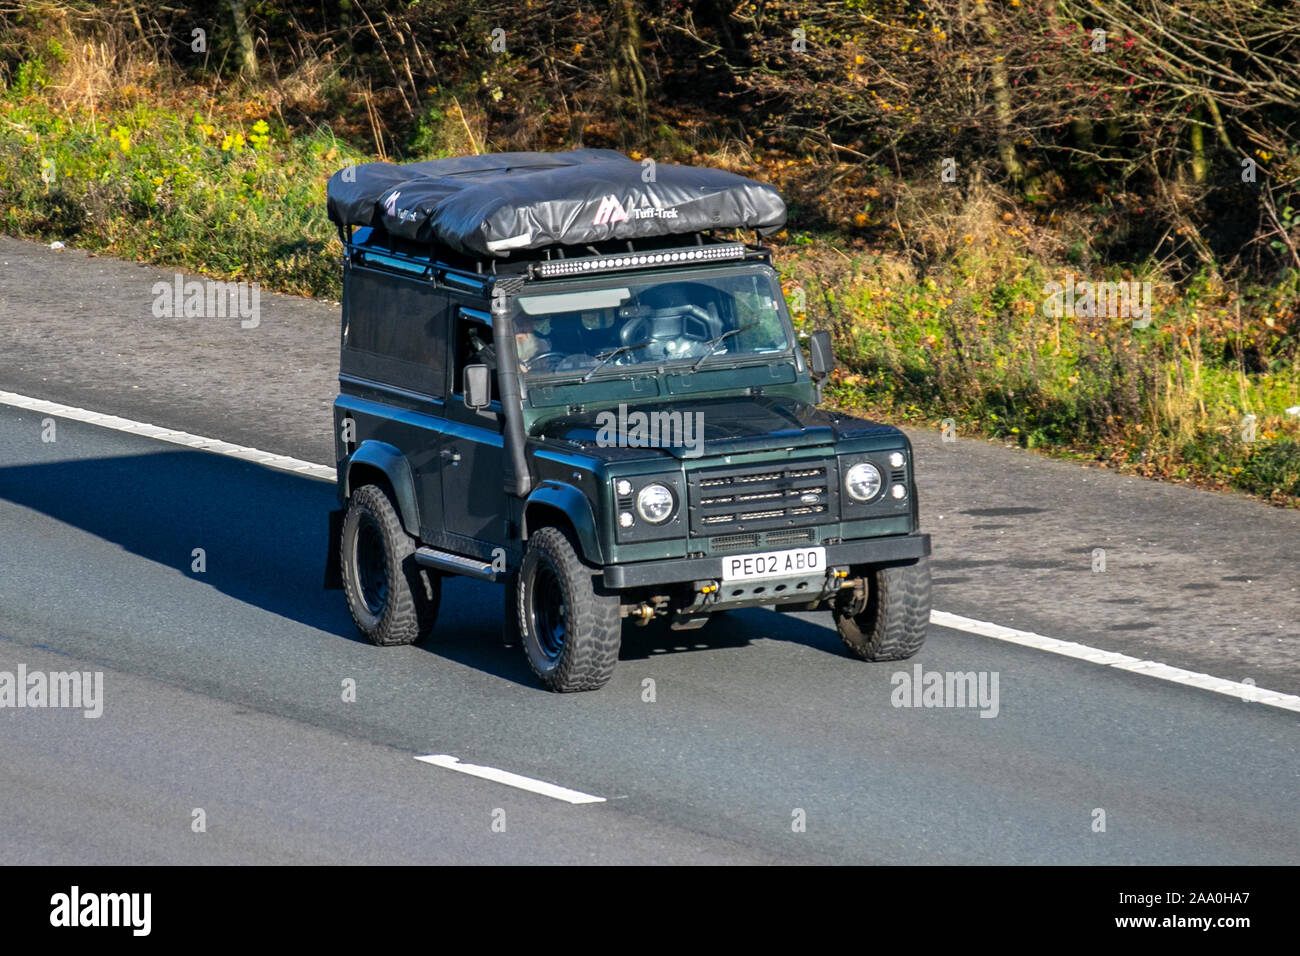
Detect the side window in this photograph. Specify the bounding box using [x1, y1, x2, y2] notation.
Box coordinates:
[341, 263, 448, 397]
[451, 313, 500, 406]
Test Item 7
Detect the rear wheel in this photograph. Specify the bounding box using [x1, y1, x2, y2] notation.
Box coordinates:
[517, 527, 621, 691]
[834, 556, 930, 661]
[340, 483, 441, 646]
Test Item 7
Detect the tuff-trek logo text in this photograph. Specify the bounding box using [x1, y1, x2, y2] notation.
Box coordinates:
[381, 190, 419, 224]
[592, 194, 678, 226]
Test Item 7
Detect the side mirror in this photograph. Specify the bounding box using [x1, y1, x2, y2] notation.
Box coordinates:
[463, 364, 491, 410]
[809, 330, 835, 379]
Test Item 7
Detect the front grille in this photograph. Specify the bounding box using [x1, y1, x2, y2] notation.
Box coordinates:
[764, 528, 815, 547]
[709, 532, 761, 552]
[708, 527, 818, 554]
[690, 460, 839, 535]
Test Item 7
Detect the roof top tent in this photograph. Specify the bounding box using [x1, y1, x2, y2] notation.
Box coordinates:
[326, 149, 788, 273]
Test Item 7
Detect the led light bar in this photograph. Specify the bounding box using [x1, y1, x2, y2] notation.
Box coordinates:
[534, 242, 747, 278]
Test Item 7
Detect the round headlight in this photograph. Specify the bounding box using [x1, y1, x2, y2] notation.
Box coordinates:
[845, 462, 883, 502]
[635, 483, 675, 524]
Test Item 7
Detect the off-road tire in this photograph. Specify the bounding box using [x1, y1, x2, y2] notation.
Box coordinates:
[517, 526, 621, 692]
[341, 483, 441, 646]
[834, 556, 930, 661]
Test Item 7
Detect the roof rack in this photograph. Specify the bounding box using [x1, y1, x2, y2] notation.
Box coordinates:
[341, 224, 772, 288]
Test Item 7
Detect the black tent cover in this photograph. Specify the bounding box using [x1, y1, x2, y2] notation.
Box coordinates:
[326, 149, 786, 258]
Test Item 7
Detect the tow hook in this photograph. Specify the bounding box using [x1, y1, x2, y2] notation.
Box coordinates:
[630, 602, 656, 626]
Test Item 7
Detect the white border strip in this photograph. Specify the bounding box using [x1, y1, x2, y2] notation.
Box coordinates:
[415, 754, 606, 804]
[0, 390, 335, 481]
[933, 610, 1300, 714]
[4, 389, 1296, 716]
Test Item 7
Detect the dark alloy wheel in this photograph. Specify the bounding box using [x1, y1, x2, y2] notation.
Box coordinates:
[355, 513, 390, 615]
[530, 560, 568, 661]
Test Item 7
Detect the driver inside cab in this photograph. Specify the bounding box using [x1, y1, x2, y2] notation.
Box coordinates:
[514, 312, 551, 368]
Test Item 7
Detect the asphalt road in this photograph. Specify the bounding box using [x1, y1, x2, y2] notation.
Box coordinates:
[0, 408, 1296, 864]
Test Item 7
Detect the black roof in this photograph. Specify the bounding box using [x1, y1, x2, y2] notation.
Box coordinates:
[327, 149, 786, 259]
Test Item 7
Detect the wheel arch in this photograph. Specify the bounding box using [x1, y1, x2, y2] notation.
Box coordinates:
[523, 482, 604, 565]
[344, 441, 421, 538]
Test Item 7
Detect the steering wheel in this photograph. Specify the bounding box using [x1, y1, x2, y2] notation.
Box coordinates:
[519, 351, 565, 372]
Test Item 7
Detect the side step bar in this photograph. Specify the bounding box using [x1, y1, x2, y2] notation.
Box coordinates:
[414, 547, 503, 582]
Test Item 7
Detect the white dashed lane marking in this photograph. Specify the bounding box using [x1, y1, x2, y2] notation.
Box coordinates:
[415, 755, 606, 804]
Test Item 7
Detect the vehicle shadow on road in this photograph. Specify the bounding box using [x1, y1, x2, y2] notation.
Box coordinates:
[0, 449, 355, 636]
[415, 576, 768, 688]
[615, 605, 846, 660]
[418, 576, 542, 686]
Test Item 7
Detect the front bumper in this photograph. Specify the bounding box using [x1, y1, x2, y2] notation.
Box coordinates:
[601, 532, 931, 589]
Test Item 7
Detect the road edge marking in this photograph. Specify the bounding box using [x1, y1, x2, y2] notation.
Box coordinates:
[415, 754, 606, 804]
[0, 389, 336, 482]
[932, 609, 1300, 714]
[5, 388, 1295, 715]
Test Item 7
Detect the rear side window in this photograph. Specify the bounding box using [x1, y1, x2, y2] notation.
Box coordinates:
[341, 263, 447, 397]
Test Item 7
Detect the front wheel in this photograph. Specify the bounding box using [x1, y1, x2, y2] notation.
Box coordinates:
[517, 527, 622, 692]
[834, 556, 931, 661]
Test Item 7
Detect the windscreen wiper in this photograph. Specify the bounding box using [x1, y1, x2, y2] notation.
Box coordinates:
[582, 339, 655, 382]
[688, 322, 758, 372]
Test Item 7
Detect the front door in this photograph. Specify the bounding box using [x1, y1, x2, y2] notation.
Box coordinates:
[440, 307, 509, 556]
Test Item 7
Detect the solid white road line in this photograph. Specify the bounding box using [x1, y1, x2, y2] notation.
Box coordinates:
[415, 754, 606, 804]
[933, 610, 1300, 714]
[3, 389, 1296, 717]
[0, 389, 336, 481]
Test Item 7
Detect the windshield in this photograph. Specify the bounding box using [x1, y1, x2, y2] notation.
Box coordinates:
[511, 268, 793, 378]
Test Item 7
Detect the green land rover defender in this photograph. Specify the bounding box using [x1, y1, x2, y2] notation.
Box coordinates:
[324, 150, 931, 691]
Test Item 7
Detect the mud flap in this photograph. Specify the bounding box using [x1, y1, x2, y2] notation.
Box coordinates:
[502, 570, 520, 647]
[324, 509, 344, 589]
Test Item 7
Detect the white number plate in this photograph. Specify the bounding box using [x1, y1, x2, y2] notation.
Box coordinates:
[721, 546, 826, 582]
